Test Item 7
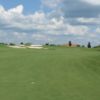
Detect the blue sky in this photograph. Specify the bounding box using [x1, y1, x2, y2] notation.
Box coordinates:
[0, 0, 100, 46]
[0, 0, 41, 14]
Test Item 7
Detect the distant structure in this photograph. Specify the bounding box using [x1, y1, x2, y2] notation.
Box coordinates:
[63, 41, 80, 47]
[64, 44, 80, 47]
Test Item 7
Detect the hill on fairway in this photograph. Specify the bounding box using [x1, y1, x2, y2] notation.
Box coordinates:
[0, 46, 100, 100]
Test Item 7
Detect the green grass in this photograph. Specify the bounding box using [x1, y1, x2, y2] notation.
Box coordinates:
[0, 46, 100, 100]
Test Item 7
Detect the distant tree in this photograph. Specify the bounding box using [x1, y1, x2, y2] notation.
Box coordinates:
[50, 44, 56, 46]
[82, 45, 85, 48]
[45, 43, 49, 46]
[87, 42, 91, 48]
[77, 45, 80, 47]
[0, 43, 7, 46]
[20, 42, 24, 45]
[25, 43, 31, 46]
[9, 43, 15, 46]
[94, 45, 100, 48]
[69, 41, 72, 47]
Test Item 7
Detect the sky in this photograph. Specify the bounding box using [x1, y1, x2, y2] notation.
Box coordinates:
[0, 0, 100, 46]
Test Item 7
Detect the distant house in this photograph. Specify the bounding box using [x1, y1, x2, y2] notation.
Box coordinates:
[63, 43, 80, 47]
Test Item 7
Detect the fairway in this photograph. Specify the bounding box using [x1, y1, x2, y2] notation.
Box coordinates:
[0, 46, 100, 100]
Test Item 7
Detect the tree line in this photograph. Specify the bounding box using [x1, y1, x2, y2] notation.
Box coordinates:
[68, 41, 91, 48]
[45, 41, 92, 48]
[0, 41, 92, 48]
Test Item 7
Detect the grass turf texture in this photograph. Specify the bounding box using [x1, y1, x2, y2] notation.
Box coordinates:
[0, 46, 100, 100]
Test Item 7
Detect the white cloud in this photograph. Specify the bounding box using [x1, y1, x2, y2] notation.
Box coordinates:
[13, 32, 27, 39]
[41, 0, 63, 8]
[82, 0, 100, 5]
[96, 28, 100, 33]
[0, 5, 5, 13]
[77, 17, 100, 24]
[0, 4, 99, 45]
[66, 24, 89, 35]
[8, 5, 23, 14]
[0, 5, 89, 36]
[32, 34, 53, 42]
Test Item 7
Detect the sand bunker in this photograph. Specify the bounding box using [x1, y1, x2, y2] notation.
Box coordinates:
[8, 45, 43, 49]
[8, 46, 26, 48]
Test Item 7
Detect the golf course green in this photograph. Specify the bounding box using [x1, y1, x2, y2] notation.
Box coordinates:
[0, 46, 100, 100]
